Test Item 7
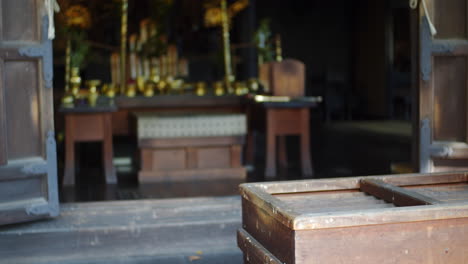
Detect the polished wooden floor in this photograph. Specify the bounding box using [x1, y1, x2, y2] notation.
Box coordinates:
[59, 121, 412, 203]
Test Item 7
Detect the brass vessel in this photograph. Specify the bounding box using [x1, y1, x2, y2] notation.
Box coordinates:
[125, 83, 137, 97]
[86, 80, 101, 106]
[247, 78, 260, 93]
[195, 82, 207, 96]
[136, 76, 146, 93]
[103, 84, 117, 98]
[70, 67, 82, 97]
[214, 81, 224, 96]
[234, 81, 248, 95]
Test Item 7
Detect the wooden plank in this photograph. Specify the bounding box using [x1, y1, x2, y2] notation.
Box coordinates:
[140, 149, 153, 171]
[186, 147, 197, 169]
[139, 136, 245, 148]
[408, 183, 468, 203]
[197, 147, 230, 169]
[360, 179, 441, 206]
[293, 203, 468, 230]
[240, 172, 468, 195]
[237, 228, 282, 264]
[149, 149, 186, 170]
[115, 95, 244, 109]
[275, 191, 395, 215]
[295, 217, 468, 263]
[230, 145, 242, 168]
[139, 167, 246, 183]
[241, 198, 295, 264]
[0, 196, 242, 264]
[240, 185, 301, 231]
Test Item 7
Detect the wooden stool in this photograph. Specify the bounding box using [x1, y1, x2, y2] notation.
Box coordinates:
[63, 112, 117, 186]
[258, 59, 316, 179]
[265, 107, 313, 179]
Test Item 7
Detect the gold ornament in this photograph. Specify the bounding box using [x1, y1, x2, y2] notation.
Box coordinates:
[65, 5, 91, 29]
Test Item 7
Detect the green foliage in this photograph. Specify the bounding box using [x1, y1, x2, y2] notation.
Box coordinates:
[254, 18, 274, 63]
[69, 30, 90, 68]
[138, 0, 174, 58]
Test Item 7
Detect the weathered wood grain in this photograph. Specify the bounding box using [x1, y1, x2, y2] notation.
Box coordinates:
[237, 228, 282, 264]
[1, 197, 242, 264]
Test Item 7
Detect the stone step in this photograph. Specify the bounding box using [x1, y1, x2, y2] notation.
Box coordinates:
[0, 196, 242, 264]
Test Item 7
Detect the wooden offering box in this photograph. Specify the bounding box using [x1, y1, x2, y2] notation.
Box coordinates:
[238, 172, 468, 264]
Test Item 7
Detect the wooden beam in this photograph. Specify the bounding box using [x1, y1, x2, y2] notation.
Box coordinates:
[360, 179, 441, 206]
[139, 136, 245, 148]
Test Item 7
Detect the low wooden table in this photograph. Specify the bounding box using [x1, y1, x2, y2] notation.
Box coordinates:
[246, 96, 320, 179]
[61, 105, 118, 186]
[60, 96, 247, 187]
[238, 172, 468, 263]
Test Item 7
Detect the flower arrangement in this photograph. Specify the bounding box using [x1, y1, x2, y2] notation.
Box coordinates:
[62, 4, 91, 69]
[254, 18, 274, 64]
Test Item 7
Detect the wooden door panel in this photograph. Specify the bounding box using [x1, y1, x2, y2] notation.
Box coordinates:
[434, 0, 468, 39]
[433, 56, 467, 142]
[418, 0, 468, 172]
[0, 0, 58, 225]
[4, 60, 42, 159]
[1, 0, 39, 42]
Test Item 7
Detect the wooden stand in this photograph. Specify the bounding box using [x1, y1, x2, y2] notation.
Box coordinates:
[265, 107, 313, 179]
[238, 172, 468, 263]
[139, 136, 246, 183]
[64, 112, 117, 186]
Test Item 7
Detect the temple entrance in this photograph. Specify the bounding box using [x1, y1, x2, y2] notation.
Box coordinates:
[2, 0, 468, 263]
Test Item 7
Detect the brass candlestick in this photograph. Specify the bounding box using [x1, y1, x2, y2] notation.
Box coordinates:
[120, 0, 128, 94]
[221, 0, 234, 93]
[62, 38, 74, 105]
[275, 34, 283, 62]
[65, 37, 71, 93]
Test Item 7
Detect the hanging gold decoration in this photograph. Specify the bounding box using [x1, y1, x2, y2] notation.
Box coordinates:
[64, 5, 92, 29]
[204, 0, 249, 27]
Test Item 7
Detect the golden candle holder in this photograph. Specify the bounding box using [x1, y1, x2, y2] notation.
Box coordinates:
[120, 0, 128, 94]
[86, 80, 101, 107]
[195, 82, 207, 96]
[125, 83, 137, 97]
[214, 81, 224, 96]
[234, 81, 249, 96]
[70, 67, 82, 97]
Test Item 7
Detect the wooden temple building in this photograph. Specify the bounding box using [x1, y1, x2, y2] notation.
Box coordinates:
[1, 0, 468, 263]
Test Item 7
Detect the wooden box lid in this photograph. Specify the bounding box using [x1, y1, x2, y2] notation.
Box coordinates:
[240, 172, 468, 231]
